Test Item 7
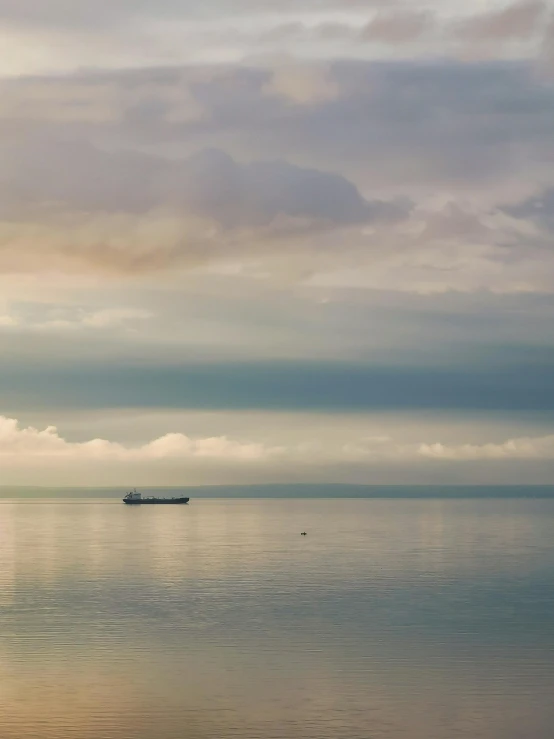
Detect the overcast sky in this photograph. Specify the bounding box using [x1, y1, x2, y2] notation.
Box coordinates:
[0, 0, 553, 486]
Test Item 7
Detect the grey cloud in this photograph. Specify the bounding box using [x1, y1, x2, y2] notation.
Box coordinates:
[0, 0, 391, 30]
[362, 10, 434, 44]
[0, 59, 552, 283]
[0, 139, 387, 227]
[259, 11, 435, 48]
[502, 186, 554, 229]
[243, 60, 554, 195]
[261, 21, 355, 44]
[2, 351, 554, 413]
[0, 0, 171, 30]
[417, 205, 494, 242]
[5, 59, 552, 195]
[542, 17, 554, 69]
[0, 138, 158, 214]
[0, 135, 411, 275]
[0, 0, 549, 81]
[6, 284, 554, 364]
[455, 0, 546, 42]
[158, 148, 381, 227]
[153, 62, 554, 191]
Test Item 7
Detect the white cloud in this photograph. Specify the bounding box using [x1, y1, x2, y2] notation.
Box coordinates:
[418, 435, 554, 460]
[0, 416, 280, 463]
[79, 308, 153, 328]
[0, 304, 153, 333]
[323, 432, 554, 463]
[1, 409, 554, 485]
[143, 432, 277, 460]
[2, 415, 553, 470]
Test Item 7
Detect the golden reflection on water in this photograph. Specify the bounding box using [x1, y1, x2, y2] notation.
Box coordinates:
[0, 498, 553, 739]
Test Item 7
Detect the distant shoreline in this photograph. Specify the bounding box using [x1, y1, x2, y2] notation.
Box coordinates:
[1, 484, 554, 499]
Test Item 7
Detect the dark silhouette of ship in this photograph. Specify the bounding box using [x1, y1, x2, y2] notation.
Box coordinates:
[123, 489, 189, 505]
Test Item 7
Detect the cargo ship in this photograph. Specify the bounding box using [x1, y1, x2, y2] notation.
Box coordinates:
[123, 490, 189, 505]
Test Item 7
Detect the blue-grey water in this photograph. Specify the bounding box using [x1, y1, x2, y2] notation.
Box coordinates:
[1, 497, 553, 738]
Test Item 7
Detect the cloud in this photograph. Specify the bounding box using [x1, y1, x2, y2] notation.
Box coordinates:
[0, 8, 552, 490]
[2, 348, 554, 413]
[501, 185, 554, 231]
[0, 139, 376, 225]
[455, 0, 546, 42]
[0, 60, 552, 290]
[2, 60, 552, 192]
[315, 431, 554, 463]
[262, 11, 436, 49]
[0, 137, 407, 275]
[0, 0, 551, 78]
[9, 306, 154, 331]
[1, 415, 553, 479]
[0, 0, 145, 29]
[0, 73, 205, 124]
[80, 308, 153, 328]
[321, 432, 554, 463]
[263, 64, 339, 104]
[419, 434, 554, 460]
[0, 415, 278, 463]
[542, 16, 554, 70]
[0, 0, 391, 31]
[160, 148, 376, 227]
[362, 10, 434, 44]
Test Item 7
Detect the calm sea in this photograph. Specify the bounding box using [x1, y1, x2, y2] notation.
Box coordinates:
[1, 497, 553, 738]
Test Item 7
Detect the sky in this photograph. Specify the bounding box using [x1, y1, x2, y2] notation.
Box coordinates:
[0, 0, 554, 486]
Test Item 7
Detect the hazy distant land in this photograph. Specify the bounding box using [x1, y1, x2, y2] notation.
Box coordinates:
[2, 485, 554, 499]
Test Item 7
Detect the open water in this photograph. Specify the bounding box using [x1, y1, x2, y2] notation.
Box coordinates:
[1, 497, 553, 738]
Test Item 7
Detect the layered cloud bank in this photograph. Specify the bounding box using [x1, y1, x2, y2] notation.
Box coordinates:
[0, 0, 553, 485]
[0, 0, 552, 75]
[0, 416, 273, 463]
[0, 58, 553, 291]
[1, 415, 553, 482]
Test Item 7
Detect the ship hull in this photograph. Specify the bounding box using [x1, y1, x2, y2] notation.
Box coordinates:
[123, 498, 189, 505]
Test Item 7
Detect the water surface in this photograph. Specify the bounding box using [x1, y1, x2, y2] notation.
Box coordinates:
[1, 498, 553, 738]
